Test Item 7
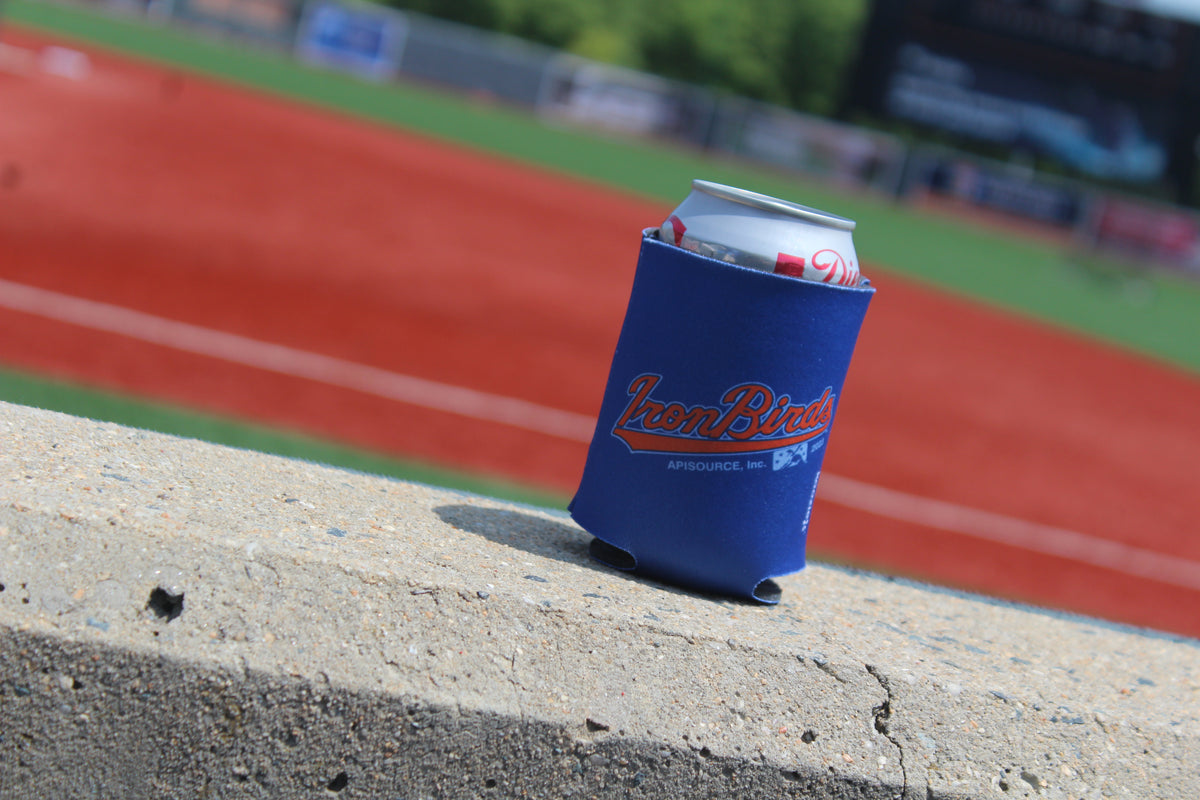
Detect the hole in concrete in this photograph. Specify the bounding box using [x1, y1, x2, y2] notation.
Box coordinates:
[484, 778, 497, 788]
[0, 583, 5, 592]
[147, 587, 184, 622]
[326, 772, 349, 792]
[589, 539, 636, 571]
[873, 698, 892, 735]
[801, 730, 818, 744]
[780, 769, 803, 782]
[752, 579, 782, 604]
[585, 718, 610, 733]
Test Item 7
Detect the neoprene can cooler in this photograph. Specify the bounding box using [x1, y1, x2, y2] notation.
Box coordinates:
[569, 184, 875, 603]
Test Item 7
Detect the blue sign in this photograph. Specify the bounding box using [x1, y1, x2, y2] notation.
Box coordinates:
[296, 1, 406, 80]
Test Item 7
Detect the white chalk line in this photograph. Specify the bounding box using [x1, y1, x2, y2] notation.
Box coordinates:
[3, 277, 1199, 592]
[817, 474, 1200, 592]
[0, 278, 597, 442]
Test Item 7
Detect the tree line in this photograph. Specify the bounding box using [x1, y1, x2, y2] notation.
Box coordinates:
[380, 0, 869, 117]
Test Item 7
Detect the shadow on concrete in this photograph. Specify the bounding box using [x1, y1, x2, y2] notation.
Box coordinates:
[434, 504, 594, 569]
[433, 504, 753, 607]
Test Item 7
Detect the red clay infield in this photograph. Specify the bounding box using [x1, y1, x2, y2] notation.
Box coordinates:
[3, 28, 1199, 636]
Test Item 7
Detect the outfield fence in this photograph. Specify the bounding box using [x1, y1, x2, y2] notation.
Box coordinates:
[32, 0, 1200, 279]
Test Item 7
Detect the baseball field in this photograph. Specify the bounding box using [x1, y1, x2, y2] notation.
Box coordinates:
[3, 0, 1200, 637]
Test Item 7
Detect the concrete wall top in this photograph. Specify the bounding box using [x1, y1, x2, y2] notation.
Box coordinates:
[1, 401, 1196, 798]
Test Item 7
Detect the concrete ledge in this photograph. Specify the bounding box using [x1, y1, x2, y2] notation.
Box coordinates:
[1, 401, 1197, 798]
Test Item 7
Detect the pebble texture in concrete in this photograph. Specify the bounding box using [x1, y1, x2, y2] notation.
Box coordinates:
[0, 401, 1197, 798]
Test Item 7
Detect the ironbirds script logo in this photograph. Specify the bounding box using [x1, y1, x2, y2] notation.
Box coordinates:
[611, 374, 834, 457]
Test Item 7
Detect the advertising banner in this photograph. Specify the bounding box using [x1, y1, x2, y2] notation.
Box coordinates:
[904, 149, 1089, 229]
[295, 0, 406, 81]
[845, 0, 1200, 205]
[1083, 195, 1200, 274]
[883, 43, 1169, 185]
[173, 0, 299, 48]
[537, 56, 715, 146]
[709, 99, 907, 194]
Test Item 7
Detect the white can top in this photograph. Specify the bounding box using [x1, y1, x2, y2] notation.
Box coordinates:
[691, 180, 856, 232]
[661, 180, 863, 286]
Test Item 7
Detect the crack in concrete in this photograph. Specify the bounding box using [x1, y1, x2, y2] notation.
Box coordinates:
[800, 653, 848, 684]
[866, 664, 908, 800]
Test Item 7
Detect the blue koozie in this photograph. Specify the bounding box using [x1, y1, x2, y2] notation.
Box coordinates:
[569, 232, 874, 602]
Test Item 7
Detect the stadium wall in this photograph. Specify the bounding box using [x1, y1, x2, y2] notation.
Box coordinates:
[3, 402, 1199, 798]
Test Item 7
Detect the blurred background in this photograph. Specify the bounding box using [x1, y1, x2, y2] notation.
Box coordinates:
[3, 0, 1200, 636]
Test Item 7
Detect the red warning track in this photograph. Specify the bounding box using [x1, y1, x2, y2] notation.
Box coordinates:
[3, 28, 1200, 636]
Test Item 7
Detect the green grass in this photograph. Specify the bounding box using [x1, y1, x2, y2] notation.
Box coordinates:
[4, 0, 1200, 505]
[0, 368, 570, 508]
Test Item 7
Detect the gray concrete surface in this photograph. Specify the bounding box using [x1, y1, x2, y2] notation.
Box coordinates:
[0, 400, 1197, 799]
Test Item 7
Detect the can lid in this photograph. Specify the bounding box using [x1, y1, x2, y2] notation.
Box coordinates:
[691, 180, 856, 231]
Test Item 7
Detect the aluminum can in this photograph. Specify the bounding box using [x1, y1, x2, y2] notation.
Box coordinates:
[659, 180, 863, 287]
